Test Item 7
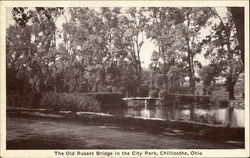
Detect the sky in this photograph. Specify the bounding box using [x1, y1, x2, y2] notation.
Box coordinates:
[6, 7, 228, 69]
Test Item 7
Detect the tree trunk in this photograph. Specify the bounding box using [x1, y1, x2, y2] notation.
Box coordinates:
[137, 62, 141, 96]
[163, 64, 169, 92]
[188, 50, 196, 94]
[136, 35, 142, 96]
[136, 64, 141, 96]
[230, 7, 244, 67]
[228, 86, 235, 99]
[186, 13, 195, 95]
[150, 72, 154, 90]
[164, 75, 169, 92]
[227, 71, 236, 100]
[227, 72, 235, 100]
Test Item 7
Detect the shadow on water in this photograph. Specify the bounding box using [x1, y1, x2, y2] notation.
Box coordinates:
[101, 103, 244, 127]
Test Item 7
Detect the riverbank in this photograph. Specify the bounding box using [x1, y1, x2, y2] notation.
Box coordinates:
[7, 114, 244, 149]
[7, 107, 244, 149]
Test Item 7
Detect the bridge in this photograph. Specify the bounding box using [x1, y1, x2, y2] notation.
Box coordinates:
[122, 94, 210, 107]
[122, 97, 160, 107]
[122, 97, 159, 101]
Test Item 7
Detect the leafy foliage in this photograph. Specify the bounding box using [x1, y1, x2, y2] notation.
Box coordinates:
[203, 8, 243, 99]
[8, 7, 65, 93]
[40, 92, 101, 112]
[7, 7, 244, 104]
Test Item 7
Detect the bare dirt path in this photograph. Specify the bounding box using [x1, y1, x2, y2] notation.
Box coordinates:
[7, 115, 243, 149]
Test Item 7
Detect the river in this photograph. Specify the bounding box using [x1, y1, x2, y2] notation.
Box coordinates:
[101, 105, 244, 127]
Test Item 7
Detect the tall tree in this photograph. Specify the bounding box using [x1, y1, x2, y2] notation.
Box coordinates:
[198, 64, 221, 94]
[171, 8, 212, 94]
[229, 7, 244, 67]
[146, 7, 212, 94]
[124, 7, 148, 95]
[9, 7, 64, 92]
[59, 8, 108, 92]
[145, 7, 175, 92]
[203, 8, 243, 99]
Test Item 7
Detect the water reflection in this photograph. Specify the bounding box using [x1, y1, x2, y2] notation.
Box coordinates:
[102, 105, 244, 127]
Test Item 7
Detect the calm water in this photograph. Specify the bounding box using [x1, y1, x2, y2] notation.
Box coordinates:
[102, 105, 244, 127]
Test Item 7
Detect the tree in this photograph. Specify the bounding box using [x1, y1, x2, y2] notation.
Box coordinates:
[229, 7, 244, 67]
[99, 7, 150, 96]
[198, 65, 221, 94]
[145, 7, 176, 92]
[123, 7, 148, 95]
[145, 7, 212, 94]
[6, 25, 32, 94]
[203, 8, 243, 99]
[9, 7, 238, 98]
[101, 7, 126, 91]
[169, 8, 212, 94]
[58, 7, 142, 94]
[9, 7, 64, 92]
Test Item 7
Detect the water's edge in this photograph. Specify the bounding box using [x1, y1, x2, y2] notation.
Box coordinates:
[7, 107, 244, 143]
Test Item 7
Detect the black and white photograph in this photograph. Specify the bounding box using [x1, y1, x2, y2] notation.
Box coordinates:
[0, 0, 249, 157]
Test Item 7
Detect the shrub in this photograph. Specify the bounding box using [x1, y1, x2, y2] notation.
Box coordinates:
[178, 87, 192, 94]
[140, 85, 149, 97]
[193, 113, 223, 125]
[7, 94, 31, 107]
[165, 93, 210, 105]
[149, 90, 159, 98]
[104, 86, 112, 92]
[117, 87, 126, 96]
[219, 100, 229, 108]
[159, 89, 167, 98]
[111, 87, 117, 92]
[40, 92, 124, 112]
[31, 91, 42, 108]
[40, 92, 102, 112]
[86, 92, 124, 107]
[8, 92, 124, 112]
